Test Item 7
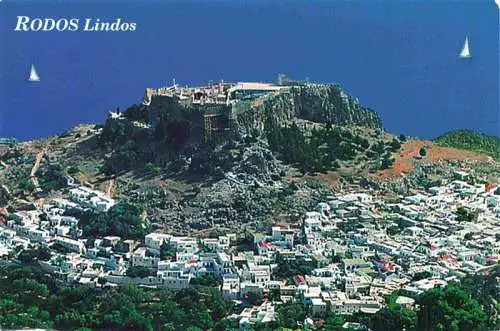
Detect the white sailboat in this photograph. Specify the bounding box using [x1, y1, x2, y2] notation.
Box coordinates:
[28, 64, 40, 82]
[459, 37, 471, 59]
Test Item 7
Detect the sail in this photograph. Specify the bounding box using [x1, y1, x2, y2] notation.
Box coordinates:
[459, 37, 471, 59]
[29, 65, 40, 82]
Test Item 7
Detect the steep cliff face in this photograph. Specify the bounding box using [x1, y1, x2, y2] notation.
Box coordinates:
[290, 85, 382, 127]
[233, 84, 383, 137]
[102, 96, 205, 149]
[99, 96, 208, 174]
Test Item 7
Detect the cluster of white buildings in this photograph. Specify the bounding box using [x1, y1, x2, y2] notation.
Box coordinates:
[222, 171, 499, 327]
[0, 185, 115, 275]
[68, 186, 116, 212]
[0, 169, 498, 329]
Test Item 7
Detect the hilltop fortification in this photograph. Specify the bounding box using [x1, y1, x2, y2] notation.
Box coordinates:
[99, 78, 383, 174]
[136, 79, 382, 143]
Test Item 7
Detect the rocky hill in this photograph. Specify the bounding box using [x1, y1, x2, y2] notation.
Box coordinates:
[232, 84, 382, 138]
[96, 83, 383, 177]
[435, 130, 500, 161]
[1, 80, 497, 235]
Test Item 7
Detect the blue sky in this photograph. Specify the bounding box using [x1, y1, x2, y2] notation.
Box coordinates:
[0, 0, 498, 140]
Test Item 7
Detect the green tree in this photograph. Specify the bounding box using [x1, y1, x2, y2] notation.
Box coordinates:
[107, 202, 146, 239]
[368, 295, 417, 331]
[126, 266, 153, 278]
[54, 310, 89, 330]
[98, 277, 107, 287]
[391, 138, 402, 152]
[74, 201, 147, 239]
[380, 154, 395, 169]
[37, 246, 52, 261]
[18, 248, 39, 263]
[245, 292, 264, 306]
[324, 313, 345, 330]
[455, 206, 476, 222]
[418, 283, 486, 331]
[67, 166, 80, 174]
[0, 265, 238, 330]
[190, 273, 221, 287]
[160, 240, 174, 260]
[413, 271, 432, 281]
[18, 178, 36, 192]
[276, 302, 307, 329]
[274, 254, 313, 279]
[464, 232, 474, 240]
[361, 138, 371, 149]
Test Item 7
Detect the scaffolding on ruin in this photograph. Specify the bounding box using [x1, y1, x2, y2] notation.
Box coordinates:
[204, 114, 213, 143]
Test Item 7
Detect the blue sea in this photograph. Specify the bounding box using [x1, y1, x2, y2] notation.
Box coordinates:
[0, 0, 498, 141]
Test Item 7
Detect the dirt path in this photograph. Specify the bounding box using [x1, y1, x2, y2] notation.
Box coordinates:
[30, 149, 46, 177]
[106, 179, 115, 197]
[30, 148, 46, 192]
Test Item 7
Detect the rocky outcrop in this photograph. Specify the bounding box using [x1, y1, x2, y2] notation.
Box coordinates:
[233, 84, 383, 137]
[99, 82, 384, 175]
[105, 83, 382, 147]
[289, 85, 382, 127]
[234, 144, 282, 182]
